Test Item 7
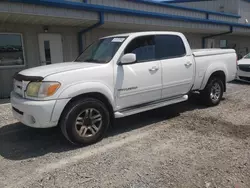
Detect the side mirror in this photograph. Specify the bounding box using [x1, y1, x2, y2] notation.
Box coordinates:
[119, 53, 136, 65]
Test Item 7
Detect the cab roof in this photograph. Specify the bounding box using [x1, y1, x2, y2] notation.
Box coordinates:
[102, 31, 183, 39]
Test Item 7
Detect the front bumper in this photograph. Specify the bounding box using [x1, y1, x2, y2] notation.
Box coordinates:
[237, 69, 250, 83]
[11, 92, 58, 128]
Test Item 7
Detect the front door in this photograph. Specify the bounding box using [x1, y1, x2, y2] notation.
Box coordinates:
[38, 33, 63, 65]
[115, 35, 162, 110]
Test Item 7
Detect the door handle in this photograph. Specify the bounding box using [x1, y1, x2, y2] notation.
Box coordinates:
[184, 62, 192, 67]
[149, 66, 159, 71]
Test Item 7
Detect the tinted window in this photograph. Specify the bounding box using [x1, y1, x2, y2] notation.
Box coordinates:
[125, 35, 155, 62]
[0, 34, 25, 66]
[155, 35, 186, 59]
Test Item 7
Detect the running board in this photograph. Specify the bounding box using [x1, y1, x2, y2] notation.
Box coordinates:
[114, 95, 188, 118]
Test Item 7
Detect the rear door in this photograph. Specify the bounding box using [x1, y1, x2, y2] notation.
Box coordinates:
[155, 35, 194, 99]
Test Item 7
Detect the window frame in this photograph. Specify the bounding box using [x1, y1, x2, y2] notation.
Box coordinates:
[123, 35, 157, 64]
[155, 34, 187, 60]
[0, 32, 26, 69]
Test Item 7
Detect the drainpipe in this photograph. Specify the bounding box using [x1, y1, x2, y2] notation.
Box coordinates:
[206, 13, 209, 20]
[78, 12, 104, 54]
[202, 26, 233, 48]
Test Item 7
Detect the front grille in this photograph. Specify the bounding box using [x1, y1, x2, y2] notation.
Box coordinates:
[12, 107, 23, 115]
[239, 65, 250, 72]
[239, 76, 250, 82]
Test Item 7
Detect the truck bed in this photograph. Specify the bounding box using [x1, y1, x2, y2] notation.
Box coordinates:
[192, 49, 235, 57]
[191, 48, 237, 91]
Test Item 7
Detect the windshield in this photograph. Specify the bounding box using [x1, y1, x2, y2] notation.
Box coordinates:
[75, 37, 127, 63]
[244, 53, 250, 59]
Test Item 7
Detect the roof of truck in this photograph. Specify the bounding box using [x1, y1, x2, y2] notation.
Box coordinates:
[102, 31, 183, 38]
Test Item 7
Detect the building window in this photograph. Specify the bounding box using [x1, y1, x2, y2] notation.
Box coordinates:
[220, 40, 227, 48]
[0, 33, 25, 67]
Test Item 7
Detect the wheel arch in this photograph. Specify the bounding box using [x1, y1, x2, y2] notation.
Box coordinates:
[200, 64, 228, 92]
[208, 71, 226, 92]
[51, 82, 115, 123]
[64, 92, 114, 115]
[56, 92, 114, 129]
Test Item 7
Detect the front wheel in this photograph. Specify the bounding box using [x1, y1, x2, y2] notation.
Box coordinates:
[60, 98, 110, 145]
[201, 77, 224, 106]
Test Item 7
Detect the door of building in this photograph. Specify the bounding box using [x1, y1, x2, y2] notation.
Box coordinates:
[206, 39, 216, 48]
[38, 33, 63, 65]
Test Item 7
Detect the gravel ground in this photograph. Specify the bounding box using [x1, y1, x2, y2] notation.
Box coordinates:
[0, 81, 250, 188]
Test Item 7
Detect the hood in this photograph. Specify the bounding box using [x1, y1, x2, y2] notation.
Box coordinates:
[19, 62, 102, 77]
[238, 59, 250, 65]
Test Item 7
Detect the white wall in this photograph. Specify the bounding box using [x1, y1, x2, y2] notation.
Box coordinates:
[88, 0, 238, 23]
[218, 35, 250, 56]
[0, 23, 79, 98]
[203, 35, 250, 56]
[239, 0, 250, 24]
[0, 1, 98, 21]
[89, 0, 205, 19]
[171, 0, 240, 14]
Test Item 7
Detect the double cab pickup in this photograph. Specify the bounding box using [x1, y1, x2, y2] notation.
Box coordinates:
[11, 31, 237, 145]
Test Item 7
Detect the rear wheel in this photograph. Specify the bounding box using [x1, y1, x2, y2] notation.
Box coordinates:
[60, 98, 110, 145]
[201, 77, 224, 106]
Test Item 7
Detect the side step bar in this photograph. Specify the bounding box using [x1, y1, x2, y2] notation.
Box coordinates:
[114, 95, 188, 118]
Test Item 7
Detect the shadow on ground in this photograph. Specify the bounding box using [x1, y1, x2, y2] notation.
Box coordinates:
[0, 98, 10, 105]
[0, 97, 218, 161]
[230, 80, 250, 86]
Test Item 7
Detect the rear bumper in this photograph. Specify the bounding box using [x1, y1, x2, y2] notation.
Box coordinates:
[10, 92, 68, 128]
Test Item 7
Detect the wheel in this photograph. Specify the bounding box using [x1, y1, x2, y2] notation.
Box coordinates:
[201, 77, 224, 106]
[60, 98, 110, 145]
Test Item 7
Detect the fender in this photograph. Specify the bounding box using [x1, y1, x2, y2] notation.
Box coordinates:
[200, 62, 228, 90]
[59, 82, 115, 108]
[50, 82, 115, 123]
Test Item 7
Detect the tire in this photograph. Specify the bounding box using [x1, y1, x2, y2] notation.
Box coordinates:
[60, 98, 110, 145]
[201, 77, 224, 106]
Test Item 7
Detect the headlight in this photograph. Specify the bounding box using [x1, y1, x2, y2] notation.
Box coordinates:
[26, 82, 61, 98]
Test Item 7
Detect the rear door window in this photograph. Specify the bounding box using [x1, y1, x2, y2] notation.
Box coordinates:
[155, 35, 186, 60]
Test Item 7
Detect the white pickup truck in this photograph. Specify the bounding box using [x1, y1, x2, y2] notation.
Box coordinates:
[11, 31, 237, 145]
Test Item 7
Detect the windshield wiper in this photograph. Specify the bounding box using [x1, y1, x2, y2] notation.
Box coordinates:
[84, 59, 106, 63]
[75, 58, 106, 63]
[84, 59, 97, 62]
[75, 58, 95, 62]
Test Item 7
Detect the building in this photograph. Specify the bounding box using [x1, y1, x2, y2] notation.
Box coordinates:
[0, 0, 250, 98]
